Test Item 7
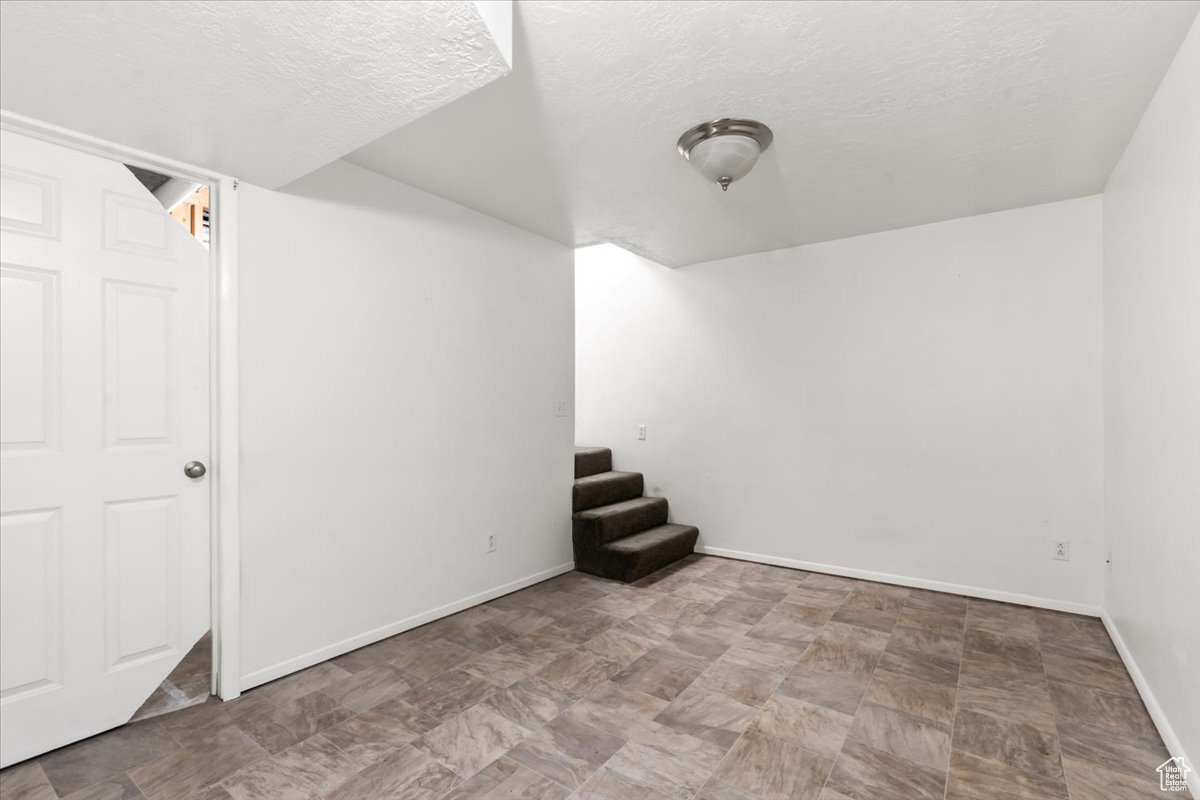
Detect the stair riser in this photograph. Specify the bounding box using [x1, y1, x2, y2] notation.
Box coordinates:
[572, 473, 644, 512]
[586, 526, 699, 583]
[573, 498, 668, 547]
[574, 448, 613, 479]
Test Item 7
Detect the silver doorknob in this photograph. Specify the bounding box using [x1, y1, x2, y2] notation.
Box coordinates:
[184, 461, 207, 479]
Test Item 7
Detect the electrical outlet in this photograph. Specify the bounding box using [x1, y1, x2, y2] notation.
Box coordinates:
[554, 400, 568, 417]
[487, 533, 497, 553]
[1052, 540, 1069, 561]
[637, 424, 647, 441]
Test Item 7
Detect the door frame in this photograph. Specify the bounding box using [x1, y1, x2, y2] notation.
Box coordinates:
[1, 111, 243, 700]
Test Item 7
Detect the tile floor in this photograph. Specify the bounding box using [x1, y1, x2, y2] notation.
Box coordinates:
[0, 555, 1187, 800]
[130, 633, 214, 724]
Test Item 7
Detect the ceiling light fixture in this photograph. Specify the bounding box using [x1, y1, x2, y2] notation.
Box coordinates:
[677, 118, 773, 191]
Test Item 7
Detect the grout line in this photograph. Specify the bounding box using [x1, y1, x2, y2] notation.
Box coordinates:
[938, 594, 968, 800]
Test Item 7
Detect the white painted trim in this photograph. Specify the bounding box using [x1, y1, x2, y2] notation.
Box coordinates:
[211, 177, 241, 700]
[0, 111, 226, 186]
[0, 111, 242, 699]
[240, 561, 576, 690]
[1101, 611, 1199, 798]
[697, 546, 1104, 617]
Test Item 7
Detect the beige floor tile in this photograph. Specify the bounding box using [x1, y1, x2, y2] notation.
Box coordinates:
[653, 685, 758, 749]
[965, 600, 1039, 640]
[903, 589, 968, 615]
[441, 757, 570, 800]
[772, 601, 837, 627]
[775, 667, 870, 715]
[537, 648, 623, 694]
[795, 641, 880, 678]
[863, 668, 956, 726]
[563, 681, 668, 739]
[1061, 754, 1188, 800]
[220, 733, 361, 799]
[61, 773, 146, 800]
[667, 620, 749, 661]
[320, 709, 424, 766]
[320, 664, 412, 713]
[945, 749, 1069, 800]
[847, 702, 952, 771]
[748, 694, 854, 756]
[822, 740, 945, 800]
[745, 615, 821, 648]
[704, 596, 777, 626]
[235, 690, 355, 754]
[1042, 652, 1139, 696]
[459, 642, 556, 687]
[574, 766, 676, 800]
[506, 715, 626, 791]
[711, 733, 832, 800]
[398, 669, 498, 721]
[125, 726, 268, 800]
[606, 723, 726, 799]
[582, 627, 659, 666]
[586, 592, 664, 620]
[962, 629, 1043, 671]
[886, 625, 964, 660]
[956, 682, 1057, 730]
[1048, 680, 1158, 737]
[323, 744, 459, 800]
[388, 639, 477, 683]
[545, 608, 623, 644]
[0, 761, 57, 800]
[1056, 719, 1171, 781]
[414, 703, 529, 778]
[896, 607, 966, 637]
[816, 621, 891, 653]
[480, 677, 578, 731]
[611, 646, 706, 702]
[829, 606, 900, 633]
[691, 656, 787, 707]
[37, 720, 177, 796]
[875, 646, 958, 688]
[951, 709, 1063, 780]
[252, 661, 355, 706]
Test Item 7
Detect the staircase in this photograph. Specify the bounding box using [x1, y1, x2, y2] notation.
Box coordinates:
[572, 447, 699, 582]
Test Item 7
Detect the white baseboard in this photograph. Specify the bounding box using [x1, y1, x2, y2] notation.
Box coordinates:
[1101, 610, 1198, 798]
[240, 561, 575, 690]
[697, 546, 1103, 617]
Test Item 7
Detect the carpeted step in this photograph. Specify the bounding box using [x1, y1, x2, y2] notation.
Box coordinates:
[574, 447, 613, 479]
[573, 471, 643, 512]
[589, 524, 700, 583]
[573, 496, 668, 547]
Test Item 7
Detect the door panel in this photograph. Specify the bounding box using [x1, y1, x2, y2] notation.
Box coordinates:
[0, 265, 59, 451]
[0, 130, 210, 767]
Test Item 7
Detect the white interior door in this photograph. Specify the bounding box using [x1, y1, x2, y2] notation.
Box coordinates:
[0, 130, 211, 767]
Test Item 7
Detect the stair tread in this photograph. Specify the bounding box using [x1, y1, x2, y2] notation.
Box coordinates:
[574, 470, 640, 486]
[575, 446, 609, 455]
[574, 496, 666, 520]
[602, 524, 699, 554]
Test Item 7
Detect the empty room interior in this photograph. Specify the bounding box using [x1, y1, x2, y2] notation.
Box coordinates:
[0, 1, 1198, 799]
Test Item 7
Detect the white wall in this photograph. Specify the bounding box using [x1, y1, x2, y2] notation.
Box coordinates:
[576, 196, 1104, 611]
[1102, 17, 1199, 786]
[238, 160, 574, 686]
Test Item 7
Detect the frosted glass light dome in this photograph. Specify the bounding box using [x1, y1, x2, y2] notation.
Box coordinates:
[677, 119, 773, 191]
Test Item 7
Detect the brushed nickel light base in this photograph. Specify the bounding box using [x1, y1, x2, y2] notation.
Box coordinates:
[677, 118, 774, 191]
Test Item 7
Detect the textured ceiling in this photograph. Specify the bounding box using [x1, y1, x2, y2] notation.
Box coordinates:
[348, 0, 1199, 266]
[0, 1, 511, 188]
